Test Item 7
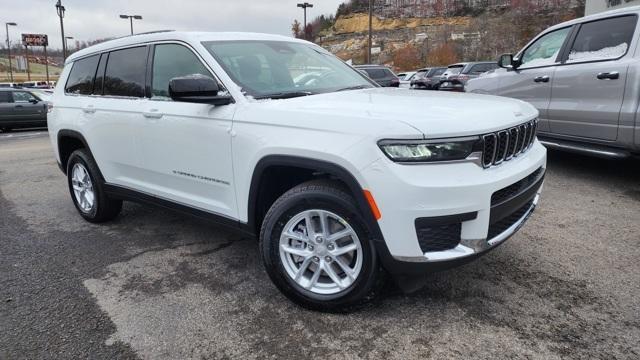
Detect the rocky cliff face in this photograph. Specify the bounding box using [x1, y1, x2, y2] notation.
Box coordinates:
[317, 1, 584, 69]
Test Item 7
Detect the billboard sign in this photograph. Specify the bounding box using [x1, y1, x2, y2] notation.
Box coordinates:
[22, 33, 48, 47]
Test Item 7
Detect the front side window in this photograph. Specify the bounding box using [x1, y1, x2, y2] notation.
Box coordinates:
[104, 46, 147, 98]
[65, 55, 100, 95]
[12, 91, 38, 102]
[567, 15, 637, 63]
[202, 40, 374, 98]
[152, 44, 215, 98]
[520, 27, 571, 68]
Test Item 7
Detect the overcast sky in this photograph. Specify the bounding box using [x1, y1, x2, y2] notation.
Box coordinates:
[5, 0, 345, 50]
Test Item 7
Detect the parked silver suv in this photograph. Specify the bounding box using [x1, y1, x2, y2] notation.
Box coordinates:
[466, 6, 640, 158]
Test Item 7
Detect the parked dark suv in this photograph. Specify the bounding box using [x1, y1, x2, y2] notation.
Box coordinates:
[439, 62, 498, 91]
[355, 65, 400, 87]
[411, 67, 447, 90]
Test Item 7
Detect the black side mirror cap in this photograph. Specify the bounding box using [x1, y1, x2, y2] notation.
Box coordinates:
[29, 99, 39, 104]
[498, 53, 517, 69]
[169, 75, 233, 106]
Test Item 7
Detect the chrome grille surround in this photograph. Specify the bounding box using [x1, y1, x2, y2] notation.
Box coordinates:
[482, 119, 538, 168]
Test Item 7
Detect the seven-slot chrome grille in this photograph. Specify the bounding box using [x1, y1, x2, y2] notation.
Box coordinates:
[482, 119, 538, 168]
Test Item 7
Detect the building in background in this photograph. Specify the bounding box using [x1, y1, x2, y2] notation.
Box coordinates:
[586, 0, 639, 15]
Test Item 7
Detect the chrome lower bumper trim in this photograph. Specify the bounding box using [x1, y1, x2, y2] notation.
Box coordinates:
[393, 194, 540, 264]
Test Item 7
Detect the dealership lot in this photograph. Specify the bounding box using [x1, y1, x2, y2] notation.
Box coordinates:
[1, 131, 639, 359]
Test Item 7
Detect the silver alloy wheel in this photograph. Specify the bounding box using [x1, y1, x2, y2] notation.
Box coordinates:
[279, 209, 363, 295]
[71, 163, 95, 213]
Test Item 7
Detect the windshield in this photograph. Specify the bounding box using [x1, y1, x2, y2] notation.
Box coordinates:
[202, 40, 375, 99]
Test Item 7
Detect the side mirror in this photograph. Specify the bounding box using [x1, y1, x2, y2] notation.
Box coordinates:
[169, 75, 232, 106]
[29, 98, 39, 104]
[498, 53, 516, 69]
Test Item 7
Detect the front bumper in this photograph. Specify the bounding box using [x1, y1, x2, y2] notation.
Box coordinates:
[360, 140, 547, 274]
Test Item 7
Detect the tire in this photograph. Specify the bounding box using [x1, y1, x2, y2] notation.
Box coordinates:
[260, 180, 381, 312]
[66, 149, 122, 223]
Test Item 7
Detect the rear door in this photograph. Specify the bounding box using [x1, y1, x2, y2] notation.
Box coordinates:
[547, 15, 637, 141]
[496, 26, 573, 133]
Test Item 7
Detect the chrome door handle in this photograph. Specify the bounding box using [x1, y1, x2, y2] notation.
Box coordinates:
[533, 75, 550, 83]
[143, 109, 163, 119]
[597, 71, 619, 80]
[82, 105, 96, 114]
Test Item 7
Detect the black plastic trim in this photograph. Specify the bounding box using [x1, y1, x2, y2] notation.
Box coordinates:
[56, 129, 95, 175]
[415, 212, 477, 227]
[489, 170, 545, 224]
[103, 183, 254, 235]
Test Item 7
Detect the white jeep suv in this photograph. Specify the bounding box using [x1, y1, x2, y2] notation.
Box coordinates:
[48, 31, 546, 311]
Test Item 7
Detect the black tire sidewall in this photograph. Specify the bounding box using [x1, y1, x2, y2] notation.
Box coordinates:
[260, 184, 379, 310]
[67, 150, 100, 219]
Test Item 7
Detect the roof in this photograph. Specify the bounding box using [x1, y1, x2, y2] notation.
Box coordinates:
[546, 4, 640, 32]
[65, 31, 306, 64]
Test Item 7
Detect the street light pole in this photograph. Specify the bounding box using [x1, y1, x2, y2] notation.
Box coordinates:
[296, 3, 313, 40]
[5, 22, 17, 82]
[119, 15, 143, 35]
[368, 0, 373, 64]
[55, 0, 67, 59]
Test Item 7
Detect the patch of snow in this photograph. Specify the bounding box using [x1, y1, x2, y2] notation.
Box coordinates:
[567, 43, 627, 63]
[520, 49, 560, 68]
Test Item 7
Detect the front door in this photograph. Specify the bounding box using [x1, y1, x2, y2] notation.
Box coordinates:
[137, 42, 237, 218]
[547, 15, 637, 141]
[497, 26, 573, 133]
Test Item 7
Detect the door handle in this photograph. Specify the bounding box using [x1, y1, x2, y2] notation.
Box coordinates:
[143, 109, 163, 119]
[533, 75, 550, 83]
[597, 71, 619, 80]
[14, 105, 23, 108]
[82, 105, 96, 114]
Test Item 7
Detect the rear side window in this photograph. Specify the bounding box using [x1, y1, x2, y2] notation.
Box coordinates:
[104, 46, 147, 97]
[429, 68, 446, 76]
[364, 68, 387, 79]
[65, 55, 100, 95]
[151, 44, 213, 98]
[468, 63, 497, 74]
[567, 15, 637, 63]
[0, 92, 11, 103]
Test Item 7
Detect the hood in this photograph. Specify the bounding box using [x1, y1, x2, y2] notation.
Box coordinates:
[250, 88, 538, 139]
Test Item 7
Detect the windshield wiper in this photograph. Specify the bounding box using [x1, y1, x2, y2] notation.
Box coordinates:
[254, 91, 314, 100]
[335, 85, 373, 92]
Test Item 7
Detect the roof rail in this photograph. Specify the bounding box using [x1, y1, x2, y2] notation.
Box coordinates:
[130, 30, 175, 36]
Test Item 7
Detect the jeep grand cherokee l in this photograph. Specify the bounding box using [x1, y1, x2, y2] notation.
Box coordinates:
[48, 31, 546, 311]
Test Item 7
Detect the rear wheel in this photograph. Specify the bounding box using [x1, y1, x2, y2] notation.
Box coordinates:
[260, 180, 381, 312]
[66, 149, 122, 223]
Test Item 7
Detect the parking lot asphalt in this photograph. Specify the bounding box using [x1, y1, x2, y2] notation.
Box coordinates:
[1, 130, 639, 359]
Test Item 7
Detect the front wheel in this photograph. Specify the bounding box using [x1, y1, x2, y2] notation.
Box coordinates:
[260, 180, 381, 312]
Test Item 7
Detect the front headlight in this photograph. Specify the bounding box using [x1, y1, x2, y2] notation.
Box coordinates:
[378, 137, 482, 163]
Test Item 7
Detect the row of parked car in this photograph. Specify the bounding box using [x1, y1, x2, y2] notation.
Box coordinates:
[357, 62, 499, 92]
[0, 81, 56, 89]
